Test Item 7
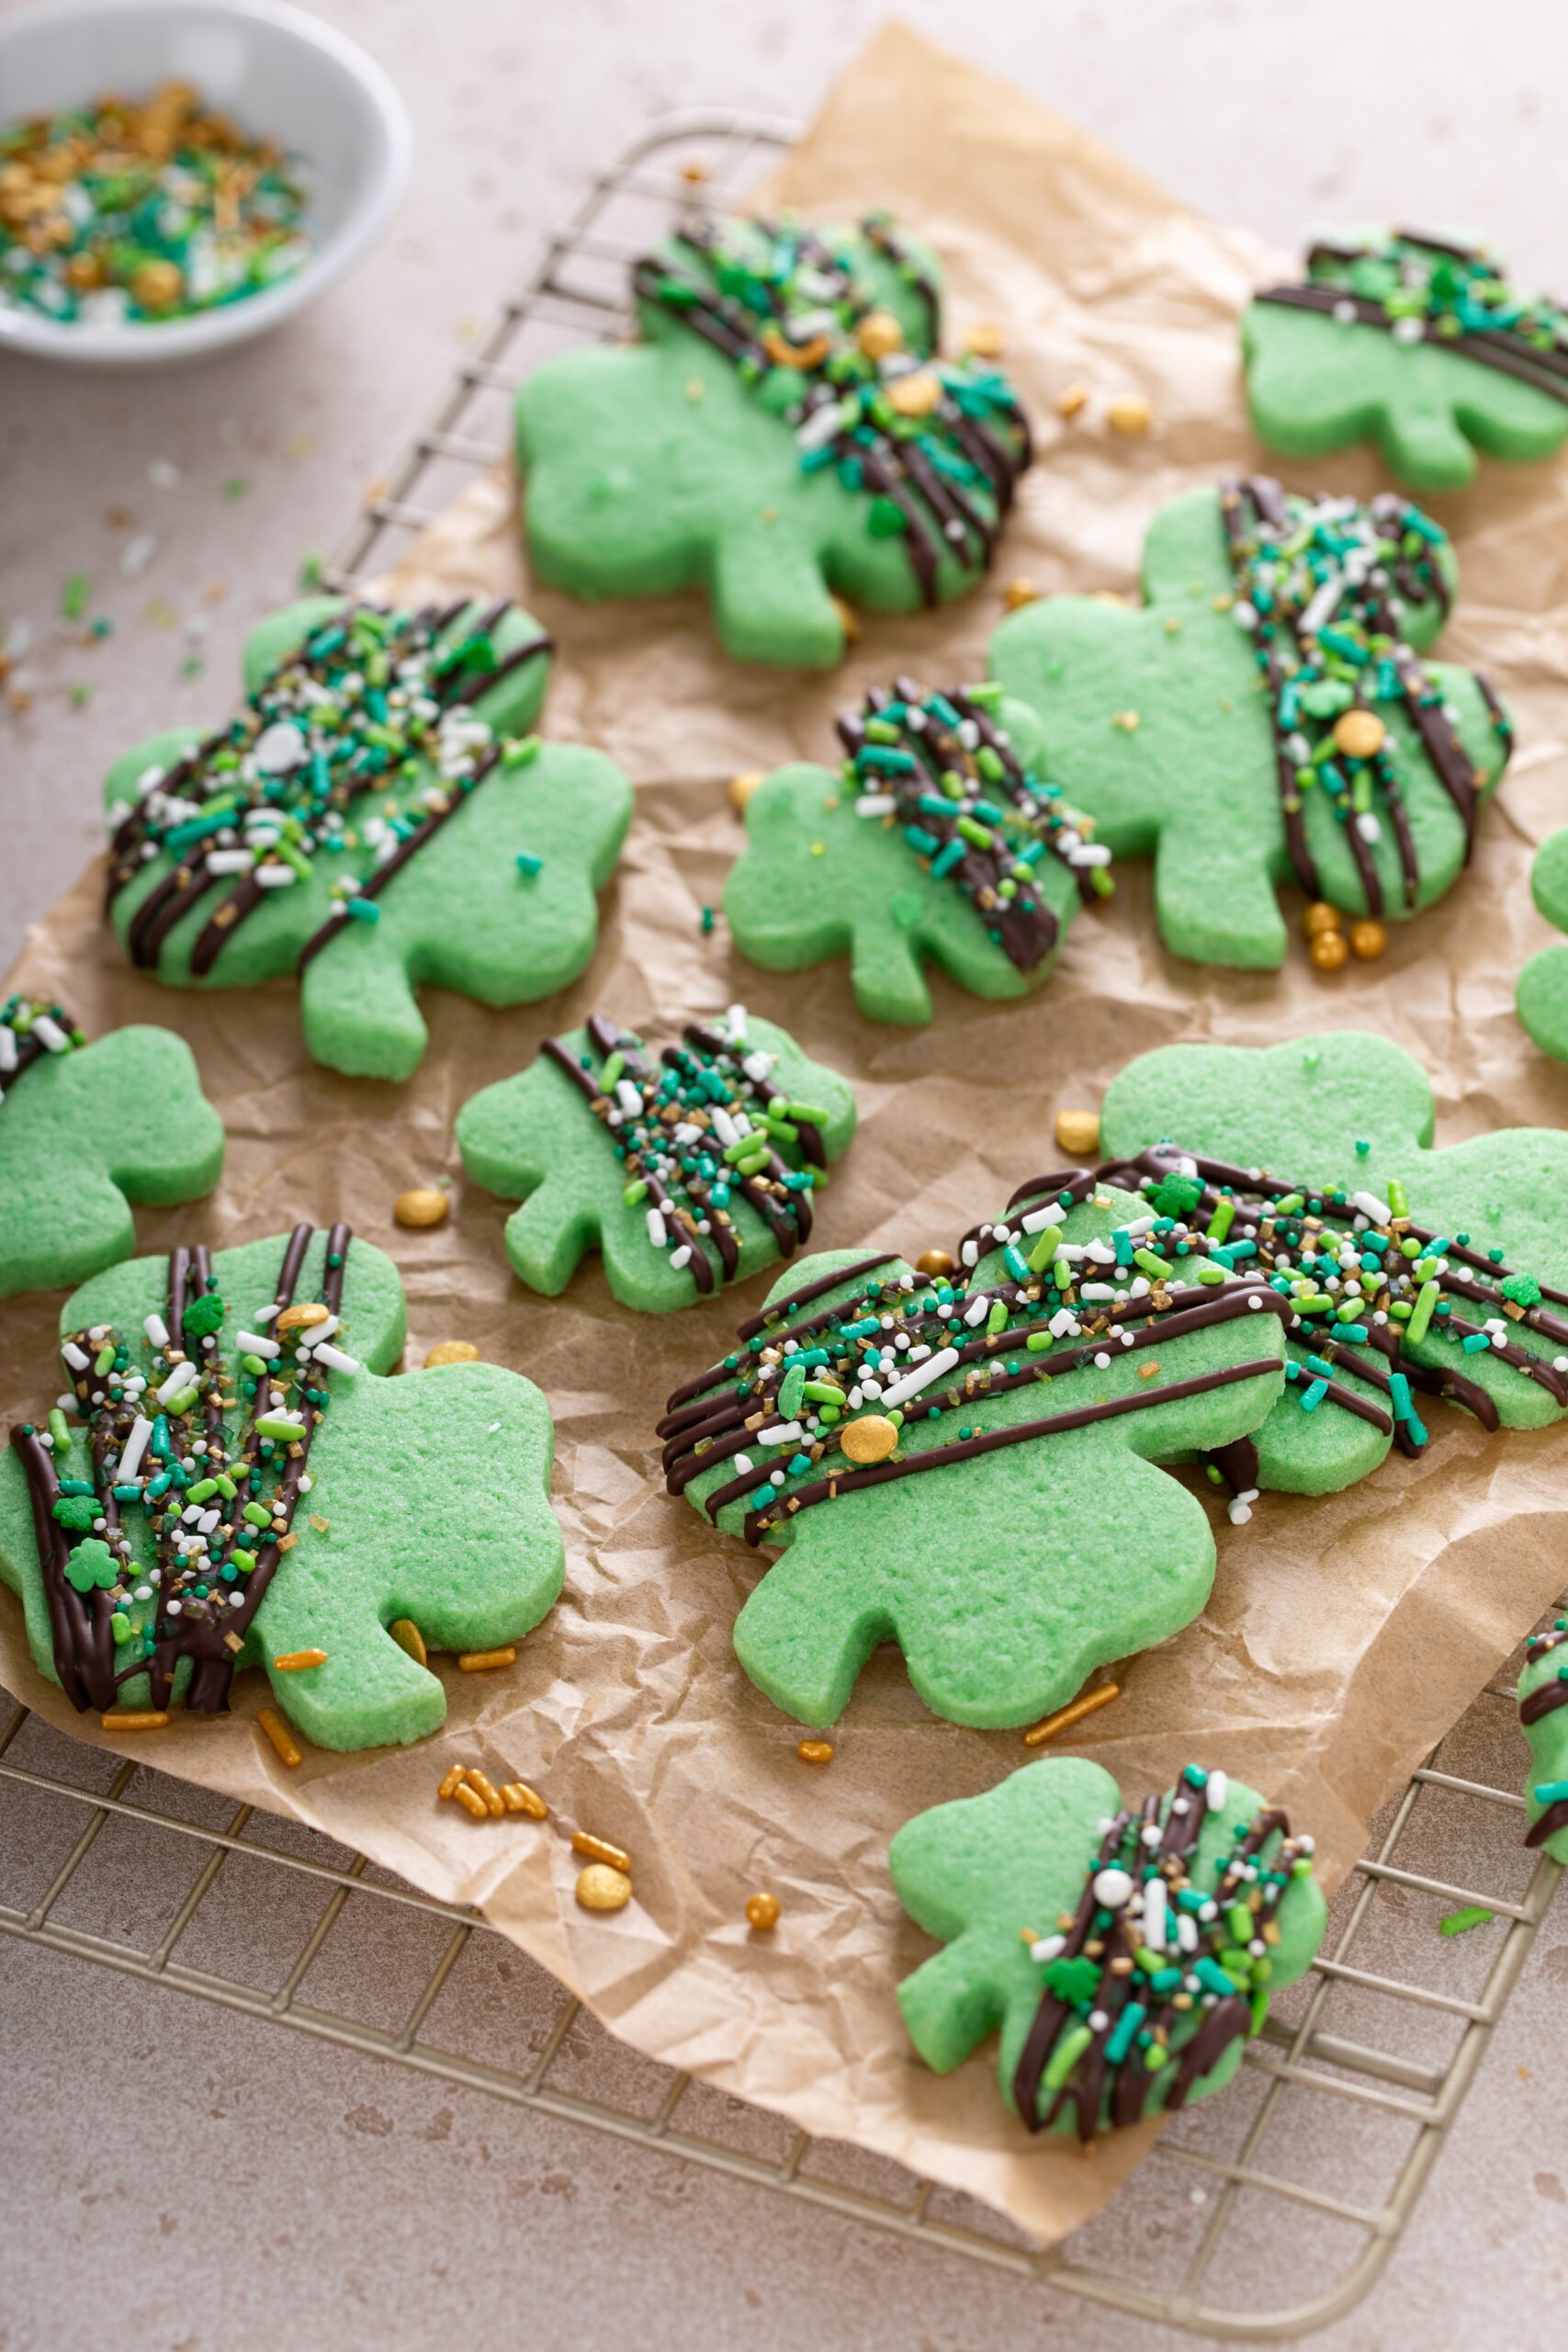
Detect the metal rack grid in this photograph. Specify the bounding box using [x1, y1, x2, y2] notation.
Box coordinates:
[3, 110, 1562, 2343]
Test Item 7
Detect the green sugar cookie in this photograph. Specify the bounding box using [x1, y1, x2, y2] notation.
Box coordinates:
[1517, 829, 1568, 1065]
[101, 594, 632, 1080]
[724, 676, 1108, 1025]
[1100, 1031, 1568, 1498]
[0, 1221, 563, 1751]
[0, 993, 223, 1299]
[659, 1175, 1287, 1730]
[1244, 228, 1568, 492]
[988, 478, 1511, 969]
[457, 1006, 856, 1313]
[514, 212, 1032, 669]
[1518, 1617, 1568, 1864]
[891, 1755, 1325, 2138]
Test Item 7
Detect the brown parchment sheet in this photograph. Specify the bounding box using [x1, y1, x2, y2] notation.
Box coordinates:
[5, 22, 1568, 2247]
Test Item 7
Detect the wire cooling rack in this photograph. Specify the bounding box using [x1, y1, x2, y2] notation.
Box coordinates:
[3, 111, 1562, 2343]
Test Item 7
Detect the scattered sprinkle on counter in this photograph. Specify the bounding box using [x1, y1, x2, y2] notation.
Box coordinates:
[745, 1892, 781, 1930]
[0, 81, 310, 328]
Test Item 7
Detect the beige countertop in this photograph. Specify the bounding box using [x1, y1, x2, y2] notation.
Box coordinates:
[3, 4, 1566, 2345]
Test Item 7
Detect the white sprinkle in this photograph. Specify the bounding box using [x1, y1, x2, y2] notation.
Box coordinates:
[1333, 297, 1359, 324]
[1030, 1934, 1066, 1964]
[1093, 1866, 1134, 1907]
[254, 864, 298, 888]
[1142, 1880, 1168, 1951]
[62, 1341, 90, 1372]
[759, 1421, 805, 1448]
[1356, 810, 1382, 843]
[120, 532, 157, 579]
[879, 1347, 961, 1409]
[1206, 1769, 1229, 1813]
[1352, 1190, 1392, 1225]
[670, 1246, 694, 1271]
[310, 1343, 360, 1375]
[854, 793, 897, 818]
[116, 1416, 153, 1482]
[1393, 314, 1425, 345]
[204, 847, 255, 875]
[964, 1296, 989, 1328]
[733, 1453, 753, 1477]
[156, 1362, 197, 1405]
[236, 1331, 279, 1359]
[646, 1208, 667, 1249]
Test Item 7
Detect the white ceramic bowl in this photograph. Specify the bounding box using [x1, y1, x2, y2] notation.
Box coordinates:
[0, 0, 410, 366]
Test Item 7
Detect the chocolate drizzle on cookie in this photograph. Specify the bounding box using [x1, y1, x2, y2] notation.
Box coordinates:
[1011, 1764, 1314, 2140]
[659, 1165, 1287, 1544]
[1218, 478, 1507, 918]
[103, 600, 551, 977]
[632, 212, 1030, 608]
[11, 1222, 354, 1719]
[1096, 1143, 1568, 1455]
[1256, 231, 1568, 407]
[838, 677, 1111, 975]
[540, 1009, 829, 1295]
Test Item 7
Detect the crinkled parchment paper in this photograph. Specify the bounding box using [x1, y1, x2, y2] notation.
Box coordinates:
[5, 23, 1567, 2247]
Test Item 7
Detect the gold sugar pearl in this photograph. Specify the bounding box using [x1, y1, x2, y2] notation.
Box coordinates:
[729, 770, 766, 815]
[915, 1248, 957, 1278]
[130, 257, 182, 311]
[856, 309, 904, 359]
[1348, 917, 1388, 961]
[423, 1340, 479, 1368]
[1054, 1108, 1100, 1157]
[1003, 578, 1041, 611]
[1106, 394, 1153, 435]
[576, 1863, 632, 1912]
[1310, 927, 1350, 972]
[1056, 381, 1089, 418]
[839, 1415, 898, 1465]
[887, 369, 942, 419]
[1333, 709, 1386, 761]
[745, 1892, 781, 1931]
[395, 1187, 450, 1229]
[796, 1739, 834, 1765]
[1302, 900, 1343, 940]
[963, 322, 1005, 358]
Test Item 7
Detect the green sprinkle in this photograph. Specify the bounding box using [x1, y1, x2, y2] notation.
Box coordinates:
[1438, 1905, 1495, 1937]
[61, 573, 89, 622]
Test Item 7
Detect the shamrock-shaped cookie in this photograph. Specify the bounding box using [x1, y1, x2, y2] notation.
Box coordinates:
[989, 478, 1511, 969]
[102, 595, 632, 1080]
[1100, 1031, 1568, 1497]
[725, 677, 1109, 1024]
[891, 1755, 1325, 2138]
[1517, 830, 1568, 1066]
[1244, 229, 1568, 491]
[1518, 1618, 1568, 1863]
[515, 212, 1031, 668]
[0, 1221, 563, 1750]
[457, 1007, 856, 1312]
[0, 995, 223, 1298]
[659, 1173, 1287, 1729]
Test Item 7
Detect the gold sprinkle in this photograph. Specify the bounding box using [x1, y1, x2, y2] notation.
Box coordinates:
[272, 1647, 327, 1672]
[1056, 380, 1089, 418]
[1348, 917, 1387, 962]
[1212, 593, 1234, 612]
[855, 309, 903, 359]
[829, 594, 860, 645]
[729, 770, 766, 815]
[745, 1892, 781, 1931]
[101, 1709, 170, 1732]
[389, 1617, 427, 1666]
[130, 256, 182, 311]
[796, 1739, 834, 1765]
[1163, 616, 1183, 635]
[1106, 393, 1153, 435]
[276, 1301, 328, 1336]
[454, 1781, 489, 1819]
[1334, 708, 1386, 760]
[458, 1646, 515, 1672]
[684, 375, 706, 401]
[1003, 577, 1041, 612]
[468, 1770, 505, 1818]
[308, 1513, 330, 1532]
[679, 156, 708, 183]
[1021, 1680, 1121, 1749]
[1054, 1108, 1100, 1157]
[887, 369, 942, 419]
[1302, 900, 1342, 940]
[839, 1415, 898, 1465]
[576, 1863, 632, 1912]
[963, 321, 1005, 358]
[394, 1186, 449, 1229]
[1310, 927, 1349, 973]
[1138, 1362, 1160, 1380]
[1111, 709, 1140, 733]
[810, 841, 824, 856]
[437, 1763, 467, 1800]
[502, 1781, 548, 1819]
[761, 506, 778, 526]
[423, 1340, 479, 1367]
[915, 1249, 958, 1278]
[572, 1830, 631, 1872]
[257, 1708, 301, 1767]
